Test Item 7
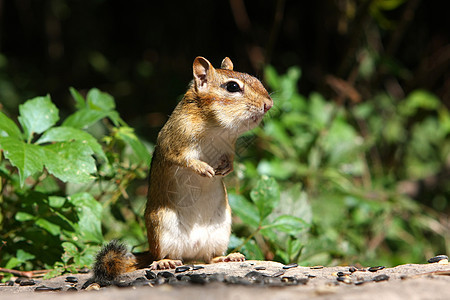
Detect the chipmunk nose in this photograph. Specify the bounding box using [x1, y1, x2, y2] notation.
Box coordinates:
[263, 97, 273, 113]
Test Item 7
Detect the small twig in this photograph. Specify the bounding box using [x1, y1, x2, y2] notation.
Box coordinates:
[325, 75, 362, 104]
[0, 268, 34, 278]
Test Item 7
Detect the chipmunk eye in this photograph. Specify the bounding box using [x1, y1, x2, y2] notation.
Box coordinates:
[225, 81, 241, 93]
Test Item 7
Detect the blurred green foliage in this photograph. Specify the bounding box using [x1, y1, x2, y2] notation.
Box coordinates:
[228, 65, 450, 267]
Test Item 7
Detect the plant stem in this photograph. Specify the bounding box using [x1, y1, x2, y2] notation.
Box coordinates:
[231, 222, 263, 253]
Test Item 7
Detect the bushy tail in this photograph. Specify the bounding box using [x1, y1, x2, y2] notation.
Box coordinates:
[91, 240, 137, 286]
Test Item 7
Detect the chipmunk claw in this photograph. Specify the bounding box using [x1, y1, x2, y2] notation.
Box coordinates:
[211, 252, 246, 263]
[150, 259, 183, 270]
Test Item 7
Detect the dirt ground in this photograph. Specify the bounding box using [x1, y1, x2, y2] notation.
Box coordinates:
[1, 260, 450, 300]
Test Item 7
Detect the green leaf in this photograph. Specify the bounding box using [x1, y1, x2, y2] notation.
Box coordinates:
[262, 215, 308, 236]
[277, 184, 313, 225]
[264, 65, 280, 91]
[37, 126, 107, 160]
[5, 250, 35, 269]
[257, 158, 298, 180]
[62, 241, 78, 255]
[241, 239, 265, 260]
[43, 141, 97, 183]
[250, 176, 280, 220]
[75, 246, 98, 267]
[15, 211, 35, 221]
[0, 111, 22, 139]
[276, 237, 303, 264]
[322, 117, 363, 166]
[48, 196, 66, 208]
[63, 88, 124, 128]
[18, 95, 59, 141]
[228, 193, 260, 228]
[87, 88, 115, 111]
[399, 89, 440, 116]
[67, 193, 103, 243]
[264, 120, 293, 149]
[69, 87, 86, 110]
[0, 137, 45, 186]
[36, 218, 61, 236]
[61, 242, 78, 264]
[62, 108, 110, 129]
[5, 257, 22, 269]
[115, 126, 151, 165]
[309, 92, 333, 129]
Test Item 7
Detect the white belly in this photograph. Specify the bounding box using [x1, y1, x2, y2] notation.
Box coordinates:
[159, 168, 231, 262]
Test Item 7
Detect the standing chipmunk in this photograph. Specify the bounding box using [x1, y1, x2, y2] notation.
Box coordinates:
[92, 56, 273, 285]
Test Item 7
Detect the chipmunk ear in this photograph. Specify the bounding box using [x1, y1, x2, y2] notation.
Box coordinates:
[193, 57, 215, 90]
[221, 57, 233, 70]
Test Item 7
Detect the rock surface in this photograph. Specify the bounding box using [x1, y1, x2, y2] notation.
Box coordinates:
[1, 261, 450, 300]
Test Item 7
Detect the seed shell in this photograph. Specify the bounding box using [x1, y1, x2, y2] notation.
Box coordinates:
[34, 285, 62, 292]
[157, 271, 174, 279]
[19, 279, 36, 286]
[368, 266, 385, 272]
[373, 274, 390, 282]
[145, 270, 157, 279]
[283, 263, 298, 269]
[175, 266, 191, 273]
[65, 276, 78, 283]
[427, 255, 449, 263]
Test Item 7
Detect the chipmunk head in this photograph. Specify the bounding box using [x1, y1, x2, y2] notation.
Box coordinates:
[192, 56, 273, 135]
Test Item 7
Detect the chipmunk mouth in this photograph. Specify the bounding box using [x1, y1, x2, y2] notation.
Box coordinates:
[250, 112, 264, 124]
[246, 105, 266, 125]
[251, 115, 261, 123]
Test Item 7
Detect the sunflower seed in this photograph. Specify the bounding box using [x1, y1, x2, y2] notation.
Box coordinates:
[368, 266, 385, 272]
[175, 266, 191, 273]
[145, 270, 157, 279]
[19, 279, 36, 286]
[34, 285, 62, 292]
[373, 274, 389, 282]
[427, 255, 449, 263]
[65, 276, 78, 283]
[283, 263, 298, 269]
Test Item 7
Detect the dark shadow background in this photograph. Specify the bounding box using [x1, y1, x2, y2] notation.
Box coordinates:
[0, 0, 448, 141]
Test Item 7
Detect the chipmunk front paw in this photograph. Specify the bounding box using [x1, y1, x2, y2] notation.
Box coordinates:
[214, 154, 233, 176]
[189, 160, 215, 178]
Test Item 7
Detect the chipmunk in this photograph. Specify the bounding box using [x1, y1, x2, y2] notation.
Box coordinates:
[92, 56, 273, 285]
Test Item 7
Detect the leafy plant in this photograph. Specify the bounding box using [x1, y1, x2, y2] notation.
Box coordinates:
[0, 88, 150, 279]
[1, 66, 448, 278]
[228, 65, 450, 266]
[229, 176, 310, 263]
